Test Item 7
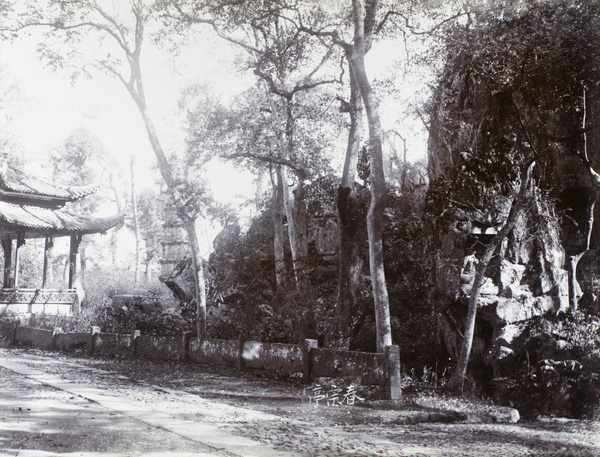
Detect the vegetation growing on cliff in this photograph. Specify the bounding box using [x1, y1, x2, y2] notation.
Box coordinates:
[426, 0, 600, 410]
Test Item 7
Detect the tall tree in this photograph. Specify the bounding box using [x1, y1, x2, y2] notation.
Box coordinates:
[298, 0, 393, 352]
[168, 0, 341, 291]
[22, 0, 209, 337]
[326, 65, 367, 349]
[136, 189, 163, 283]
[446, 160, 535, 391]
[50, 127, 123, 285]
[176, 0, 410, 350]
[571, 85, 600, 310]
[130, 156, 142, 284]
[349, 0, 392, 353]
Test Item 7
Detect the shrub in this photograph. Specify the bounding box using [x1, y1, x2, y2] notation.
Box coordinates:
[23, 311, 95, 333]
[92, 305, 192, 336]
[506, 312, 600, 419]
[91, 289, 193, 336]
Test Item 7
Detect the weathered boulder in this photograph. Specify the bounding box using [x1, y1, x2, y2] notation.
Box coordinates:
[499, 260, 525, 293]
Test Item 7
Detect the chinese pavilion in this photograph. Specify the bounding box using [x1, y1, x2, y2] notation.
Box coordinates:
[0, 160, 123, 316]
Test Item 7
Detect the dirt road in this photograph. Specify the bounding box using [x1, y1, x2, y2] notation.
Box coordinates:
[1, 366, 230, 457]
[1, 347, 599, 456]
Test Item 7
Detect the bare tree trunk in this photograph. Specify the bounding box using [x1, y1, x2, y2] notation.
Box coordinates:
[569, 87, 598, 310]
[271, 167, 287, 288]
[446, 161, 535, 392]
[279, 164, 300, 287]
[326, 68, 365, 349]
[293, 181, 310, 287]
[180, 216, 206, 338]
[107, 172, 123, 284]
[145, 254, 153, 284]
[262, 89, 301, 288]
[110, 232, 117, 284]
[125, 36, 206, 338]
[130, 156, 141, 285]
[569, 253, 585, 310]
[256, 80, 304, 289]
[349, 0, 392, 353]
[285, 98, 310, 286]
[294, 184, 308, 261]
[570, 182, 599, 309]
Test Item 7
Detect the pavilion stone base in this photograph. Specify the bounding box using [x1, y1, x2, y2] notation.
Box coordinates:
[0, 289, 78, 317]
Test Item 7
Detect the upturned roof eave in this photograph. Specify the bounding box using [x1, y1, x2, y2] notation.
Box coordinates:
[0, 168, 100, 202]
[0, 202, 125, 239]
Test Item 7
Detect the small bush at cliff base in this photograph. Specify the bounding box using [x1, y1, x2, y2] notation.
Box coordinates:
[506, 313, 600, 419]
[92, 304, 193, 336]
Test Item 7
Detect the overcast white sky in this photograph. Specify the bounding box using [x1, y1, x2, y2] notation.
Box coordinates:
[0, 22, 256, 205]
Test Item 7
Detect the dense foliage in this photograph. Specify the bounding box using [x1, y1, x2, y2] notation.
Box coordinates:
[507, 313, 600, 419]
[427, 1, 599, 217]
[425, 0, 600, 414]
[203, 164, 450, 376]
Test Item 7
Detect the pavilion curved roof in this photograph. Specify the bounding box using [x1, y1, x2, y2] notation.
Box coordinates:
[0, 201, 124, 238]
[0, 167, 98, 201]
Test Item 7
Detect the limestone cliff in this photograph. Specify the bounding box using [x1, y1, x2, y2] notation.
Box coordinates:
[425, 3, 600, 393]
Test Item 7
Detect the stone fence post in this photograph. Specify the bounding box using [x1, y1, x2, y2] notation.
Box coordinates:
[302, 339, 318, 382]
[90, 326, 101, 354]
[182, 331, 194, 362]
[51, 327, 62, 351]
[131, 329, 141, 357]
[384, 344, 402, 400]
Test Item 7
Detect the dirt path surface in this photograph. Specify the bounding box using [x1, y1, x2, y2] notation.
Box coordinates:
[0, 366, 226, 457]
[1, 347, 599, 456]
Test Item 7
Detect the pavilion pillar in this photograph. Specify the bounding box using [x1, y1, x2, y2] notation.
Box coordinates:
[1, 239, 12, 288]
[13, 235, 25, 289]
[42, 236, 54, 289]
[68, 234, 82, 289]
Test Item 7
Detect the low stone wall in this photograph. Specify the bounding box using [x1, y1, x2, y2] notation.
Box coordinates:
[0, 319, 401, 399]
[310, 348, 386, 385]
[0, 319, 16, 341]
[93, 332, 133, 358]
[136, 335, 183, 362]
[242, 341, 303, 372]
[55, 332, 92, 353]
[264, 343, 304, 372]
[14, 326, 54, 350]
[189, 338, 239, 367]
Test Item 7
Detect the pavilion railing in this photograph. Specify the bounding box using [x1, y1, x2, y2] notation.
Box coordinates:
[0, 288, 78, 315]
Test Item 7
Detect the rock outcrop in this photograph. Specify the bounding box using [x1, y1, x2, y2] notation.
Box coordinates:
[425, 3, 600, 399]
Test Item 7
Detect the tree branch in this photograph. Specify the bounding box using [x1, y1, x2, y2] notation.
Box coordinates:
[56, 0, 133, 53]
[306, 43, 335, 81]
[292, 78, 340, 94]
[376, 10, 468, 36]
[253, 68, 292, 98]
[96, 58, 130, 90]
[298, 25, 351, 52]
[223, 152, 309, 181]
[167, 0, 261, 54]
